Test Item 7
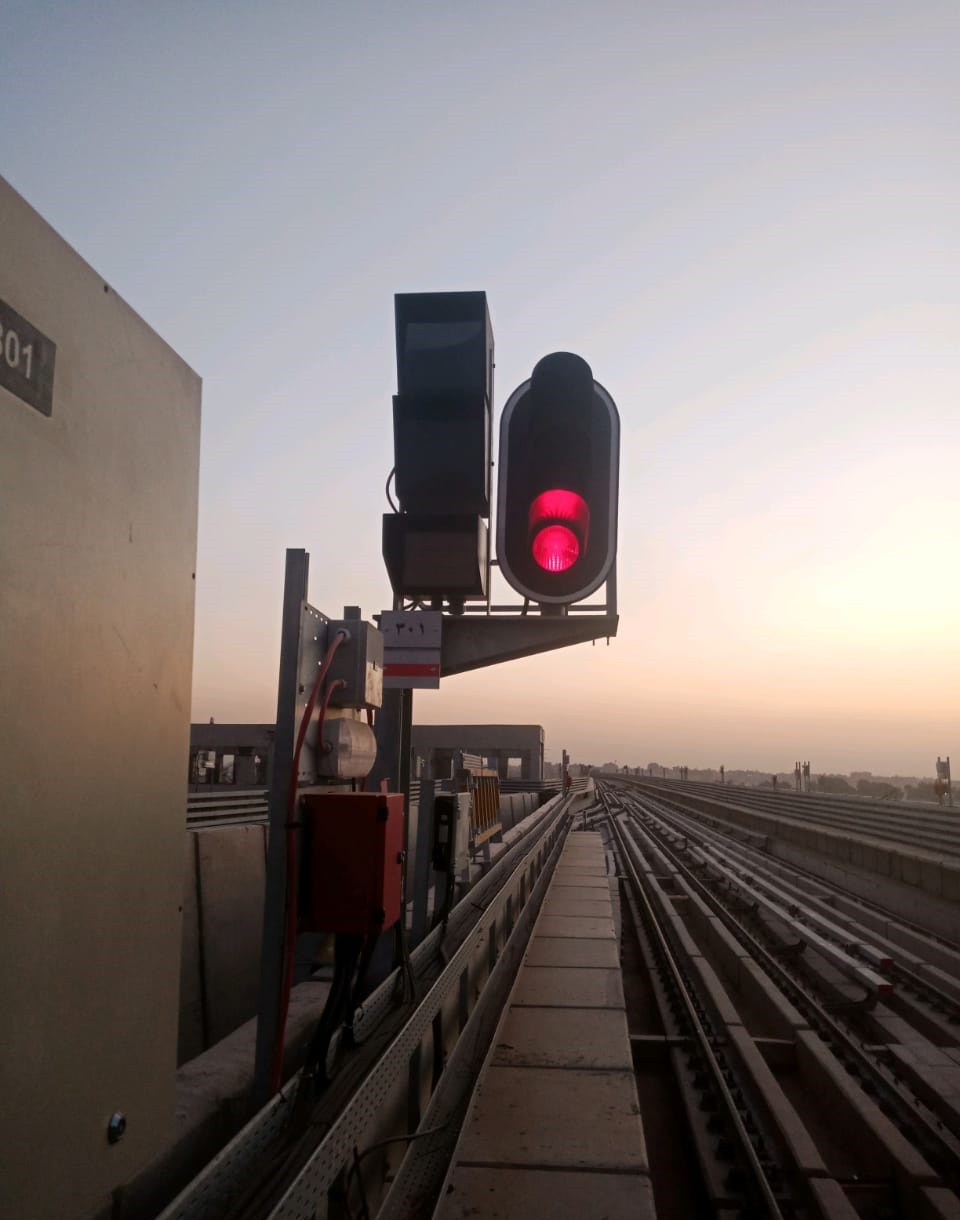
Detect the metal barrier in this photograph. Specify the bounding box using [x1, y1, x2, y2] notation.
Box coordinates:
[186, 789, 268, 828]
[454, 752, 502, 848]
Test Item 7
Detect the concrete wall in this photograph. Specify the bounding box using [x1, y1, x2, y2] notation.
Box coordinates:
[178, 826, 267, 1064]
[497, 791, 548, 831]
[0, 175, 201, 1220]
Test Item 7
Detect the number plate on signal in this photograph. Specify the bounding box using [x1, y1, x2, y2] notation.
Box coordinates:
[0, 298, 56, 417]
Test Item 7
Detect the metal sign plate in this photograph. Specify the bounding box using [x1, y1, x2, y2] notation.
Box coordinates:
[381, 609, 442, 689]
[0, 297, 56, 417]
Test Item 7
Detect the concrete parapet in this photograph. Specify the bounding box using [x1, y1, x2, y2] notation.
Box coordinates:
[496, 790, 543, 832]
[177, 825, 267, 1062]
[773, 842, 960, 944]
[737, 958, 809, 1038]
[795, 1030, 939, 1198]
[196, 824, 266, 1044]
[726, 1025, 827, 1178]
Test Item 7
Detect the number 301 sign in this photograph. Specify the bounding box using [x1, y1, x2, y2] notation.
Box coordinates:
[0, 298, 56, 417]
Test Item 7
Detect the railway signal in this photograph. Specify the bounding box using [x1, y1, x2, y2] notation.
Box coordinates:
[497, 352, 619, 605]
[382, 291, 493, 604]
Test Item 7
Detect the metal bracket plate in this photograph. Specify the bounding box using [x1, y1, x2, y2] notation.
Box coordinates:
[294, 603, 330, 783]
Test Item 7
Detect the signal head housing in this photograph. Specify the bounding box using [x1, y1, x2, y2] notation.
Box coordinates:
[496, 352, 619, 605]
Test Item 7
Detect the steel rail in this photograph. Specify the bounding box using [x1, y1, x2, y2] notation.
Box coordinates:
[630, 775, 959, 826]
[613, 785, 960, 1189]
[620, 776, 960, 856]
[623, 784, 960, 1018]
[626, 779, 960, 949]
[605, 806, 789, 1219]
[634, 796, 893, 996]
[620, 787, 960, 1136]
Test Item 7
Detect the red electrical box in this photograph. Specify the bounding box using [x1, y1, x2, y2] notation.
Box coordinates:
[300, 792, 404, 934]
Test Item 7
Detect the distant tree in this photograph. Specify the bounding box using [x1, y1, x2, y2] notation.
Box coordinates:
[816, 774, 855, 794]
[905, 782, 937, 803]
[856, 779, 902, 800]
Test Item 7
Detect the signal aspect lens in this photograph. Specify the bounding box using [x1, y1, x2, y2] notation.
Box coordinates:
[528, 489, 590, 573]
[532, 524, 580, 572]
[530, 489, 589, 529]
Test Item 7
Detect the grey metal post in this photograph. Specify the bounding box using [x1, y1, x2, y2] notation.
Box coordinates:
[370, 686, 404, 791]
[411, 779, 435, 946]
[399, 686, 413, 804]
[253, 548, 309, 1104]
[399, 685, 414, 916]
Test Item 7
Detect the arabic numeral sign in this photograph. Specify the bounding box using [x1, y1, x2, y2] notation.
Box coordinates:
[0, 298, 56, 417]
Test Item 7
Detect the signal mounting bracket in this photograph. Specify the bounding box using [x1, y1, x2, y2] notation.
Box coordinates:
[439, 608, 619, 677]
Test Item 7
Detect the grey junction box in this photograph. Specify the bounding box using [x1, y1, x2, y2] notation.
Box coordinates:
[327, 618, 384, 709]
[0, 175, 201, 1220]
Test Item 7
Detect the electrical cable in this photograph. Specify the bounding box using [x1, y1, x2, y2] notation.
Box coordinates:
[399, 918, 417, 1003]
[269, 630, 349, 1094]
[392, 922, 417, 1005]
[385, 467, 399, 513]
[298, 933, 364, 1096]
[342, 932, 377, 1046]
[341, 1123, 451, 1220]
[275, 675, 346, 1082]
[349, 1147, 368, 1220]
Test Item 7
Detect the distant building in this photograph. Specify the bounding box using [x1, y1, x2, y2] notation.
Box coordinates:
[189, 723, 273, 790]
[411, 724, 544, 782]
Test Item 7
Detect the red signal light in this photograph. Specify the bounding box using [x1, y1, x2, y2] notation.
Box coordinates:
[528, 489, 590, 574]
[532, 524, 579, 572]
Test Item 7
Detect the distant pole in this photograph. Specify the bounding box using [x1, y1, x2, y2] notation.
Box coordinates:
[936, 755, 952, 808]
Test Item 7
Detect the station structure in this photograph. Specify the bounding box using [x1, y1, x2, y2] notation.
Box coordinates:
[3, 175, 960, 1220]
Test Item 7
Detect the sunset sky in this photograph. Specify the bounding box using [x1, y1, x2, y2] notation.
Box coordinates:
[3, 3, 958, 775]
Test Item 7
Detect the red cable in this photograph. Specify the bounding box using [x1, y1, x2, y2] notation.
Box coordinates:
[269, 630, 347, 1093]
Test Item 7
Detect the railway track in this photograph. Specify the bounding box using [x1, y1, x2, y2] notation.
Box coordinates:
[161, 781, 960, 1219]
[602, 780, 960, 1219]
[624, 776, 960, 857]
